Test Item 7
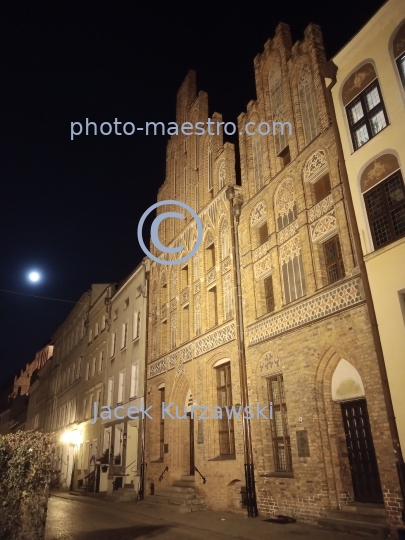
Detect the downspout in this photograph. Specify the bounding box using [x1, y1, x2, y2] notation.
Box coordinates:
[139, 257, 150, 500]
[323, 60, 405, 520]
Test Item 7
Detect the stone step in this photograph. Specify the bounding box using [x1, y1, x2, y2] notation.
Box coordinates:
[167, 485, 196, 494]
[191, 504, 208, 512]
[172, 480, 197, 488]
[343, 503, 386, 516]
[159, 490, 198, 500]
[325, 510, 387, 525]
[180, 475, 195, 482]
[169, 496, 205, 506]
[318, 517, 390, 538]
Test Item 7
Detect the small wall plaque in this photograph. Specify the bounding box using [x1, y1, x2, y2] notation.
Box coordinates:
[296, 430, 310, 457]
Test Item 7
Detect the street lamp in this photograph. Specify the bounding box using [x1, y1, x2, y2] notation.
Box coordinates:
[226, 185, 258, 518]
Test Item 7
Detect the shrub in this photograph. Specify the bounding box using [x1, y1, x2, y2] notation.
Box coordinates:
[0, 431, 57, 540]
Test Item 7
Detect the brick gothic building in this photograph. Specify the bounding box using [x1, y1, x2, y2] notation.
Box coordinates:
[237, 23, 402, 528]
[145, 71, 247, 510]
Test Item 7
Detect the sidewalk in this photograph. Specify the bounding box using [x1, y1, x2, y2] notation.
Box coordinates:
[50, 491, 358, 540]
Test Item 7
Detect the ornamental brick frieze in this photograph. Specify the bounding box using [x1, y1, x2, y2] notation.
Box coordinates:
[222, 257, 231, 274]
[194, 321, 236, 357]
[206, 268, 216, 285]
[308, 194, 333, 224]
[248, 277, 363, 345]
[148, 343, 192, 379]
[180, 287, 190, 304]
[310, 210, 337, 243]
[258, 351, 281, 376]
[149, 358, 166, 378]
[250, 201, 267, 227]
[194, 281, 201, 294]
[303, 149, 328, 183]
[278, 219, 299, 245]
[279, 235, 301, 265]
[254, 253, 272, 280]
[252, 238, 271, 263]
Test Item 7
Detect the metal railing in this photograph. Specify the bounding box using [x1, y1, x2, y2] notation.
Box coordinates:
[194, 466, 206, 484]
[158, 466, 168, 482]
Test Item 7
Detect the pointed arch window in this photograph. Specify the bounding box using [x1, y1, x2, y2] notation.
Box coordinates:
[208, 146, 213, 192]
[393, 21, 405, 89]
[299, 65, 320, 145]
[274, 178, 297, 230]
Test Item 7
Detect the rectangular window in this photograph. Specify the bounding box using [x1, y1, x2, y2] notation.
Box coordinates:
[346, 80, 388, 150]
[130, 363, 138, 399]
[110, 333, 116, 358]
[182, 305, 190, 342]
[324, 235, 345, 284]
[206, 244, 215, 270]
[124, 298, 129, 310]
[161, 320, 168, 354]
[107, 377, 114, 408]
[83, 398, 88, 420]
[121, 322, 128, 349]
[94, 323, 99, 338]
[264, 276, 275, 313]
[101, 316, 106, 331]
[216, 363, 235, 455]
[364, 171, 405, 250]
[314, 173, 331, 204]
[159, 387, 165, 459]
[208, 287, 218, 328]
[113, 309, 118, 320]
[91, 357, 96, 377]
[282, 253, 306, 305]
[85, 363, 90, 381]
[182, 265, 189, 290]
[95, 389, 101, 409]
[133, 311, 139, 339]
[88, 329, 93, 344]
[118, 370, 125, 404]
[259, 222, 268, 246]
[114, 425, 123, 465]
[267, 375, 292, 472]
[98, 351, 104, 373]
[280, 146, 291, 167]
[77, 357, 82, 378]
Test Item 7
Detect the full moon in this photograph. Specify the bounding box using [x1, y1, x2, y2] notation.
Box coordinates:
[29, 271, 40, 282]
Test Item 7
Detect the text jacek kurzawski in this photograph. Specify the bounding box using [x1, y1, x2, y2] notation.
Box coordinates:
[90, 402, 273, 424]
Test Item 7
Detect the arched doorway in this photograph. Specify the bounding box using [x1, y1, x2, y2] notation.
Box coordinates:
[332, 359, 383, 503]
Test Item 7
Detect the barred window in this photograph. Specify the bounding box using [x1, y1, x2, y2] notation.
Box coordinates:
[346, 81, 388, 150]
[267, 375, 292, 472]
[216, 363, 235, 455]
[364, 171, 405, 249]
[324, 235, 345, 284]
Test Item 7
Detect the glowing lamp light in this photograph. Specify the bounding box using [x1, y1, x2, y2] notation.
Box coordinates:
[60, 430, 82, 446]
[29, 271, 40, 282]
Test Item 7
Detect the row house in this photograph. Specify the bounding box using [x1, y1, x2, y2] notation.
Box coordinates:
[329, 0, 405, 525]
[145, 71, 245, 510]
[237, 20, 402, 531]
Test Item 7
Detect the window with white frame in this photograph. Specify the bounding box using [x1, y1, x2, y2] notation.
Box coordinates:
[98, 351, 104, 372]
[118, 370, 125, 404]
[110, 332, 116, 358]
[393, 22, 405, 90]
[101, 315, 106, 331]
[130, 363, 138, 399]
[94, 322, 99, 338]
[83, 398, 88, 420]
[88, 329, 93, 344]
[107, 377, 114, 407]
[121, 321, 128, 349]
[114, 425, 123, 465]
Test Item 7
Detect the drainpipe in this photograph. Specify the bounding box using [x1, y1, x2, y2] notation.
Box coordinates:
[226, 185, 258, 518]
[322, 60, 405, 520]
[139, 257, 150, 500]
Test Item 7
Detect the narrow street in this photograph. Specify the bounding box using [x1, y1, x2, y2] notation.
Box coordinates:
[45, 493, 360, 540]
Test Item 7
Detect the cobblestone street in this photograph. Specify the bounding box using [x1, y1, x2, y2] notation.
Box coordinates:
[45, 493, 361, 540]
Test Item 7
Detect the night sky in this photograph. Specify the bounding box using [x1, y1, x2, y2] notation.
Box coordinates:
[0, 0, 386, 387]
